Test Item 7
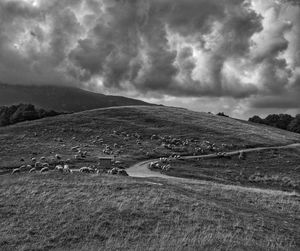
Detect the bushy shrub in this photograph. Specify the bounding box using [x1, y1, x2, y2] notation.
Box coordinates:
[217, 112, 229, 117]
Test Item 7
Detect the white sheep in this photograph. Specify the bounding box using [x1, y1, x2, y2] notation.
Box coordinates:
[108, 168, 118, 175]
[40, 167, 49, 173]
[11, 168, 21, 174]
[29, 168, 36, 173]
[31, 157, 37, 162]
[63, 165, 72, 173]
[19, 165, 27, 170]
[34, 162, 42, 168]
[71, 146, 79, 151]
[42, 163, 50, 168]
[55, 165, 64, 172]
[79, 167, 94, 173]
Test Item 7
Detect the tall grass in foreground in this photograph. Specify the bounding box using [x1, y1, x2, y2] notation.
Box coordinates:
[0, 172, 299, 251]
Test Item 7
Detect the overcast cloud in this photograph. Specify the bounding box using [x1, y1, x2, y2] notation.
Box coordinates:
[0, 0, 299, 118]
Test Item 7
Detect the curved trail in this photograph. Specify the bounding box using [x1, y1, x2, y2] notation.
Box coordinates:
[127, 143, 300, 195]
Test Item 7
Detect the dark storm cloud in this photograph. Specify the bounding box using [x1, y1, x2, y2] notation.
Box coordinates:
[68, 0, 263, 97]
[0, 0, 299, 111]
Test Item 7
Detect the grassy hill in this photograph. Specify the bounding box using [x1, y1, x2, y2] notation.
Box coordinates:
[1, 106, 300, 250]
[1, 105, 300, 171]
[1, 172, 299, 250]
[0, 83, 152, 112]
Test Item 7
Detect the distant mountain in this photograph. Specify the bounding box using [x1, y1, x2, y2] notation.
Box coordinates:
[0, 83, 153, 112]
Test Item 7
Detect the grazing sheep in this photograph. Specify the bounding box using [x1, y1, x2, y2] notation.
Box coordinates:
[149, 162, 155, 168]
[162, 164, 171, 172]
[31, 157, 37, 163]
[71, 146, 79, 151]
[29, 168, 36, 173]
[42, 163, 49, 168]
[26, 165, 32, 169]
[34, 162, 42, 168]
[11, 168, 21, 174]
[151, 135, 158, 140]
[40, 167, 49, 173]
[19, 165, 27, 170]
[55, 165, 64, 172]
[108, 168, 119, 175]
[55, 154, 61, 160]
[79, 167, 94, 173]
[63, 165, 71, 172]
[117, 169, 129, 176]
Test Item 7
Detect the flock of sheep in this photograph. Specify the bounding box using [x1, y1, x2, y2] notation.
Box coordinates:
[10, 130, 246, 176]
[12, 154, 64, 174]
[11, 152, 127, 176]
[148, 150, 247, 173]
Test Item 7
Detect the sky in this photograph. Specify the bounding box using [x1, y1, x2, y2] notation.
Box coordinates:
[0, 0, 299, 119]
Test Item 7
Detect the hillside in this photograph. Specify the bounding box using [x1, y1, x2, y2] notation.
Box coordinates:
[1, 105, 300, 171]
[0, 83, 152, 112]
[1, 106, 300, 250]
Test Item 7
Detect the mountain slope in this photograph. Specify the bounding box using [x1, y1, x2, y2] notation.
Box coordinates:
[0, 83, 152, 112]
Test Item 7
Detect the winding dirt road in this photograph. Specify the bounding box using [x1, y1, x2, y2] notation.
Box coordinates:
[127, 143, 300, 195]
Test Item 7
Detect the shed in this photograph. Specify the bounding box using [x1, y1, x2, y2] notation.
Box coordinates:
[98, 157, 114, 169]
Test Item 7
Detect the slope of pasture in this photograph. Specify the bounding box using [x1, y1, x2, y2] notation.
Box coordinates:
[166, 147, 300, 192]
[1, 106, 300, 171]
[0, 172, 299, 251]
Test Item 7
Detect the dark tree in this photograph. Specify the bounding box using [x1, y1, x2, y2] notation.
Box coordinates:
[264, 114, 294, 130]
[0, 104, 61, 127]
[288, 115, 300, 133]
[249, 115, 264, 124]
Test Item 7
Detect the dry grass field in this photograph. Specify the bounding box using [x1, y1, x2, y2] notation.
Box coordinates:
[0, 106, 300, 250]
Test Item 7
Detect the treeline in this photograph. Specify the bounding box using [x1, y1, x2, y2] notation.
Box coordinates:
[0, 104, 61, 126]
[249, 114, 300, 133]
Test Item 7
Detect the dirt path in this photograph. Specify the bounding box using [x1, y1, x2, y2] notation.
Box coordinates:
[127, 143, 300, 195]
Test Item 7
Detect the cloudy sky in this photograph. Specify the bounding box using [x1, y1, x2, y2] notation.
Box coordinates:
[0, 0, 299, 118]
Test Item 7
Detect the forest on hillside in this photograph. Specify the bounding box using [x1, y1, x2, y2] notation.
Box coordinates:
[0, 104, 61, 126]
[249, 114, 300, 133]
